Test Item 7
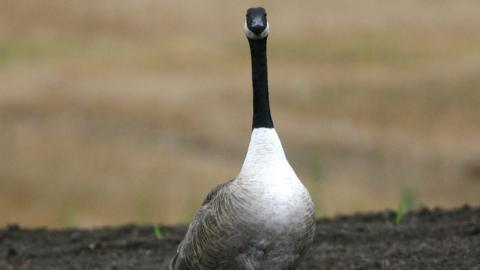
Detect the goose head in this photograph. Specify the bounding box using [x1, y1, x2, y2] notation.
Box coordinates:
[244, 7, 269, 40]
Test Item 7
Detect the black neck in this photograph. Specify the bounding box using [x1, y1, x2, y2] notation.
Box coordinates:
[248, 38, 273, 129]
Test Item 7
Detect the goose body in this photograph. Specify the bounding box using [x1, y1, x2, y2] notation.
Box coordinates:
[170, 7, 315, 270]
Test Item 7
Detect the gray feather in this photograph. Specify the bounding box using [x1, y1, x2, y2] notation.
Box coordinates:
[169, 178, 315, 270]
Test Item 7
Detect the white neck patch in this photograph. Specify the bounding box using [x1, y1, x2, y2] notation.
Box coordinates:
[238, 128, 288, 179]
[236, 128, 309, 222]
[244, 21, 270, 40]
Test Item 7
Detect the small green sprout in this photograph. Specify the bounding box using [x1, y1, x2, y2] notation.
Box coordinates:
[154, 224, 164, 239]
[396, 189, 418, 224]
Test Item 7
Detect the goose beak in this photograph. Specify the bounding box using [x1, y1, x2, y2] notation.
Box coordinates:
[250, 16, 266, 35]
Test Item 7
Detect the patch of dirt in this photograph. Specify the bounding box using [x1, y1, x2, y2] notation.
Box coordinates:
[1, 206, 479, 270]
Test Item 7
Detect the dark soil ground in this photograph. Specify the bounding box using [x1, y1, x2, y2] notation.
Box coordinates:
[1, 206, 479, 270]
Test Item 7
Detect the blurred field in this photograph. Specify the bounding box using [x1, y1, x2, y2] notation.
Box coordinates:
[1, 0, 480, 227]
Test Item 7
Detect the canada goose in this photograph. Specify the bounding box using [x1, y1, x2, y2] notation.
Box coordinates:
[169, 7, 315, 270]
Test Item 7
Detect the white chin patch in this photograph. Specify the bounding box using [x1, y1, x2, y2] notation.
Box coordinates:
[244, 22, 270, 40]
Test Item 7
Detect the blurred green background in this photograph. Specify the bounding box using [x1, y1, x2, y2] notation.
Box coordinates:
[1, 0, 479, 227]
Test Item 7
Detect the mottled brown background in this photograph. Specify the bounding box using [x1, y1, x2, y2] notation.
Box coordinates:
[1, 0, 479, 227]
